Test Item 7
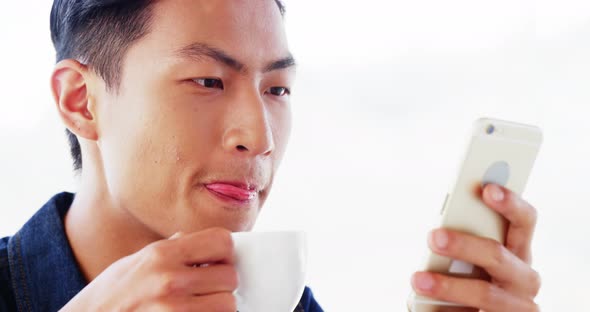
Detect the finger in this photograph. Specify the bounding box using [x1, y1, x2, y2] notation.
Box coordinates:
[482, 184, 538, 262]
[433, 307, 477, 312]
[428, 229, 541, 296]
[411, 272, 538, 312]
[407, 292, 477, 312]
[179, 264, 239, 295]
[151, 264, 238, 296]
[192, 292, 237, 311]
[158, 227, 235, 266]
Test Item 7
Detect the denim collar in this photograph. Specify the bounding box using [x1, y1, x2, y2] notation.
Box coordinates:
[7, 192, 87, 312]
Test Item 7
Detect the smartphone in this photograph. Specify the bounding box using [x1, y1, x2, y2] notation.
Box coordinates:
[407, 118, 543, 312]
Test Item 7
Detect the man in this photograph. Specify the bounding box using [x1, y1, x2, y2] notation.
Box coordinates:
[0, 0, 540, 311]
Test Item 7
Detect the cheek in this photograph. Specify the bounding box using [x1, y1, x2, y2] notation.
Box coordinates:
[98, 95, 177, 200]
[270, 104, 292, 162]
[160, 95, 223, 164]
[100, 88, 223, 190]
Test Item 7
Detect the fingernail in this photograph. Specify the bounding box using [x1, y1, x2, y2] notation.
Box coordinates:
[488, 184, 504, 202]
[413, 272, 435, 291]
[431, 229, 448, 249]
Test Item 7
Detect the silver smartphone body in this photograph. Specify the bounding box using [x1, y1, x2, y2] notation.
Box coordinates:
[408, 118, 543, 312]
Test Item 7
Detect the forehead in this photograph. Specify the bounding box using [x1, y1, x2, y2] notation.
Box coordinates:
[141, 0, 289, 67]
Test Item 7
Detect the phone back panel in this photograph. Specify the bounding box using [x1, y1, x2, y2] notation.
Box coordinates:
[410, 118, 542, 311]
[426, 118, 542, 276]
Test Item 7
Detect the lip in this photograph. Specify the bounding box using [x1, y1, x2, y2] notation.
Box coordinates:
[204, 182, 260, 207]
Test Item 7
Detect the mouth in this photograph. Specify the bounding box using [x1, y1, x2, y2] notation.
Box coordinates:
[204, 181, 260, 207]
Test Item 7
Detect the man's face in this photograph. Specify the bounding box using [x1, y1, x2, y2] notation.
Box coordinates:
[92, 0, 293, 235]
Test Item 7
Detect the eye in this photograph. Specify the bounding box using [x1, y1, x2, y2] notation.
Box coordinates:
[267, 86, 290, 97]
[193, 78, 224, 89]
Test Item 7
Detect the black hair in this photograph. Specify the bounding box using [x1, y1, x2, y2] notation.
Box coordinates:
[50, 0, 286, 171]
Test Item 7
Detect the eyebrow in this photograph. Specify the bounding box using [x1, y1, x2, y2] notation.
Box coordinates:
[175, 42, 296, 73]
[264, 55, 296, 72]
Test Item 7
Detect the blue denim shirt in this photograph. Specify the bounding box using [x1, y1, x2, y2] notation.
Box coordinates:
[0, 193, 323, 312]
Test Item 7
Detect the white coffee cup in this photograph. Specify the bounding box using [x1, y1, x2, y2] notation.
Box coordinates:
[231, 231, 307, 312]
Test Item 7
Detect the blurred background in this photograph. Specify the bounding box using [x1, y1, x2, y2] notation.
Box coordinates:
[0, 0, 588, 310]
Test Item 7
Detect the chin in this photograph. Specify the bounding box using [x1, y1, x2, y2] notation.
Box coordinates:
[182, 211, 258, 234]
[219, 215, 257, 232]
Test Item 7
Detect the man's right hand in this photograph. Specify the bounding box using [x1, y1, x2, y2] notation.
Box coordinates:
[60, 228, 238, 312]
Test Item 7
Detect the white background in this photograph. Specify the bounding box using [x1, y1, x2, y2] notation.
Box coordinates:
[1, 0, 588, 311]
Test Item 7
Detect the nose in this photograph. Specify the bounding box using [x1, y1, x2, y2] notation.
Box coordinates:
[222, 91, 274, 157]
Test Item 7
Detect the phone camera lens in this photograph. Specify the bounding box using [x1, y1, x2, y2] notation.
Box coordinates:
[486, 124, 495, 135]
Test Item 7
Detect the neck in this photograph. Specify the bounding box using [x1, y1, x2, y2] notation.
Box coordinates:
[64, 164, 163, 282]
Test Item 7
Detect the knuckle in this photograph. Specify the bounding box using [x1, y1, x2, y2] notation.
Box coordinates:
[529, 269, 542, 295]
[478, 283, 502, 308]
[152, 302, 175, 312]
[209, 228, 234, 253]
[225, 293, 238, 311]
[521, 299, 541, 312]
[490, 242, 509, 268]
[144, 241, 169, 264]
[518, 197, 538, 225]
[224, 266, 239, 290]
[155, 272, 179, 295]
[209, 292, 237, 312]
[527, 204, 538, 226]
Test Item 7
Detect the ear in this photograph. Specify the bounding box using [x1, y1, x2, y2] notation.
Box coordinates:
[50, 59, 98, 141]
